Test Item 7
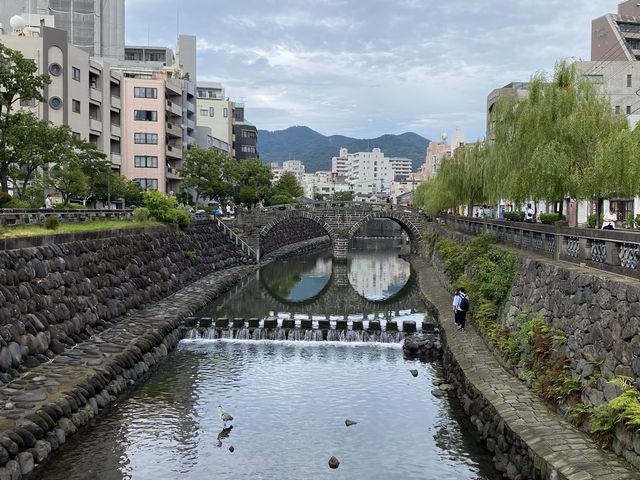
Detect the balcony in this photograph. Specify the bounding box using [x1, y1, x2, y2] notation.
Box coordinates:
[90, 118, 102, 133]
[165, 100, 182, 116]
[186, 118, 196, 130]
[166, 122, 182, 138]
[110, 153, 122, 165]
[89, 88, 102, 103]
[166, 165, 182, 180]
[111, 123, 121, 137]
[110, 95, 121, 110]
[166, 144, 183, 159]
[187, 101, 196, 112]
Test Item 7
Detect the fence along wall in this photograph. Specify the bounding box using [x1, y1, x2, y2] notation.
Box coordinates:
[442, 215, 640, 280]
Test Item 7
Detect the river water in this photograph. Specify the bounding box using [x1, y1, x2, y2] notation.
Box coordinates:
[37, 243, 500, 480]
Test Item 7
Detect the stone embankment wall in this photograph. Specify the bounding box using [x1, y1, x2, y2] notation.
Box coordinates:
[424, 222, 640, 471]
[0, 221, 253, 383]
[260, 218, 328, 256]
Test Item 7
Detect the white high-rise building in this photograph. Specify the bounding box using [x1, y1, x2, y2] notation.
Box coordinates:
[332, 148, 408, 194]
[0, 0, 126, 58]
[270, 160, 306, 185]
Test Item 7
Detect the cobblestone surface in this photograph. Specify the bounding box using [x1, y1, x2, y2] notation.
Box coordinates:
[414, 255, 640, 479]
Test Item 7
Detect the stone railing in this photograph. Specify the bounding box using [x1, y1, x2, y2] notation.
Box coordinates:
[441, 214, 640, 279]
[0, 208, 133, 227]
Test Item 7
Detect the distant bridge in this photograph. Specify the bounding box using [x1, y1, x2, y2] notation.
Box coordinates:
[220, 202, 427, 260]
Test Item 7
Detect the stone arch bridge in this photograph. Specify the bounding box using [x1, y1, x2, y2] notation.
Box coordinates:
[224, 202, 426, 260]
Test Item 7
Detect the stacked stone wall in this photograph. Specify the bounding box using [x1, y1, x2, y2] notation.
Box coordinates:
[260, 218, 328, 255]
[0, 222, 253, 382]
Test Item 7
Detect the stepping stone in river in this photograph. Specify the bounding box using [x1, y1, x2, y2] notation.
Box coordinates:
[328, 456, 340, 469]
[410, 369, 419, 377]
[345, 419, 358, 427]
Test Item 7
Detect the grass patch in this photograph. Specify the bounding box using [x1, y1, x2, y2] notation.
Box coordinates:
[0, 219, 163, 238]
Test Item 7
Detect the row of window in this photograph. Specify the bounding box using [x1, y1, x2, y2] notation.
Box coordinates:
[134, 155, 158, 168]
[615, 105, 634, 115]
[135, 178, 158, 190]
[241, 129, 256, 139]
[240, 145, 256, 153]
[199, 107, 229, 118]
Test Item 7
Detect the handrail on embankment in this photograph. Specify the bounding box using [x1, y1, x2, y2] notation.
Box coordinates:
[440, 214, 640, 280]
[195, 214, 257, 261]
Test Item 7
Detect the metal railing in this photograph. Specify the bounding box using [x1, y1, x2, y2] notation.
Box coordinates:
[210, 215, 257, 261]
[440, 215, 640, 279]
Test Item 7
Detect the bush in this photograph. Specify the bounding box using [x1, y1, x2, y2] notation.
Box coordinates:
[53, 203, 85, 210]
[0, 192, 11, 208]
[504, 211, 525, 222]
[436, 239, 465, 282]
[269, 193, 295, 205]
[143, 190, 177, 220]
[132, 207, 150, 222]
[5, 198, 31, 209]
[43, 215, 60, 230]
[163, 208, 192, 228]
[587, 214, 601, 228]
[539, 213, 565, 225]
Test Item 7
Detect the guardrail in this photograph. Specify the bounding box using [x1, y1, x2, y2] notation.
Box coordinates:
[205, 215, 257, 261]
[0, 209, 133, 227]
[441, 215, 640, 279]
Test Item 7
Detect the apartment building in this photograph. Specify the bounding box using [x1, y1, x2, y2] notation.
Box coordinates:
[332, 148, 399, 194]
[302, 171, 349, 199]
[232, 102, 259, 160]
[196, 82, 233, 148]
[592, 1, 640, 61]
[270, 160, 305, 184]
[1, 25, 122, 170]
[420, 138, 451, 180]
[1, 0, 125, 58]
[388, 157, 412, 180]
[331, 148, 349, 176]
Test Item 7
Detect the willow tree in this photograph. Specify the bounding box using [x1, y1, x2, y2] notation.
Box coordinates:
[486, 60, 633, 217]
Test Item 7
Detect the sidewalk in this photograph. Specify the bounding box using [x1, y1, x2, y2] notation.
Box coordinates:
[413, 255, 640, 480]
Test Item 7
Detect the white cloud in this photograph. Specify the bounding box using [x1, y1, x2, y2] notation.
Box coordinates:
[126, 0, 617, 140]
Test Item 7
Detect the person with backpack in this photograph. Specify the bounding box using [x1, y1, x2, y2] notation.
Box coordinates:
[453, 288, 469, 331]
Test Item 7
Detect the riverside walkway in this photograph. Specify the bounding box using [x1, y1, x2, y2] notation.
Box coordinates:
[414, 255, 640, 480]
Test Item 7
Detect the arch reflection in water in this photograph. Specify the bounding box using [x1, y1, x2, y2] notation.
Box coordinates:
[196, 242, 424, 323]
[260, 252, 333, 303]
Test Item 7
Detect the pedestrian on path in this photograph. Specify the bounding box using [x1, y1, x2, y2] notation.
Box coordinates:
[602, 207, 617, 230]
[453, 288, 469, 330]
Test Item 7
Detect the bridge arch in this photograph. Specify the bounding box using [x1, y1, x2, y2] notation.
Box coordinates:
[348, 211, 423, 254]
[259, 211, 334, 258]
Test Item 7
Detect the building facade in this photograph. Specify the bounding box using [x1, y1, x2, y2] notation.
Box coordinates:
[195, 82, 233, 148]
[592, 1, 640, 61]
[232, 102, 258, 160]
[270, 160, 305, 184]
[0, 0, 125, 58]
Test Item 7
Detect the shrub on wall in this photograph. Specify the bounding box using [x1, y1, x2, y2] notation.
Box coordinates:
[143, 191, 191, 227]
[132, 207, 150, 222]
[504, 211, 525, 222]
[539, 213, 566, 224]
[43, 215, 60, 230]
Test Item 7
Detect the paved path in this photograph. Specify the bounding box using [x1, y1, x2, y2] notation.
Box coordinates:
[414, 255, 640, 480]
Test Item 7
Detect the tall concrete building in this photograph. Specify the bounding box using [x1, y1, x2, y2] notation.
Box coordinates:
[592, 0, 640, 61]
[1, 25, 122, 172]
[0, 0, 125, 58]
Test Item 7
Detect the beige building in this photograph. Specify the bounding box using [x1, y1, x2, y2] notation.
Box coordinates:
[196, 82, 233, 148]
[592, 1, 640, 61]
[270, 160, 305, 184]
[421, 137, 451, 180]
[1, 24, 122, 172]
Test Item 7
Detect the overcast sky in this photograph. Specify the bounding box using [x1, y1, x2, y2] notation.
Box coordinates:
[126, 0, 615, 141]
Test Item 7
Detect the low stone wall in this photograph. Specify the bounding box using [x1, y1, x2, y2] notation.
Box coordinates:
[262, 236, 331, 261]
[0, 221, 253, 382]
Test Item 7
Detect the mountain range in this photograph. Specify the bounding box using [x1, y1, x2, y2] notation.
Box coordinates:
[257, 126, 430, 173]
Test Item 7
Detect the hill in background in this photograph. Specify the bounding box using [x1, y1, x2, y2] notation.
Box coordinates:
[258, 126, 430, 172]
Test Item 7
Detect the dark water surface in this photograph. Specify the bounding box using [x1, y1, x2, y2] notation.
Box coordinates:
[37, 245, 501, 480]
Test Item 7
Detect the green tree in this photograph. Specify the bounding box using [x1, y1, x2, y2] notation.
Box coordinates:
[275, 171, 303, 198]
[238, 185, 258, 206]
[48, 168, 89, 205]
[332, 191, 353, 201]
[180, 146, 235, 204]
[230, 158, 273, 202]
[0, 44, 51, 192]
[4, 113, 75, 199]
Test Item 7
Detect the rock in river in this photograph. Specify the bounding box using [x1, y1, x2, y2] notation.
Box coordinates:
[328, 456, 340, 469]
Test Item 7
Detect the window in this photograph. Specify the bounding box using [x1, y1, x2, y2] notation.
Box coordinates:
[134, 133, 158, 144]
[628, 105, 633, 115]
[134, 110, 158, 121]
[72, 67, 80, 81]
[199, 109, 208, 116]
[134, 155, 158, 168]
[20, 98, 36, 107]
[241, 129, 256, 139]
[134, 87, 158, 98]
[241, 145, 256, 153]
[584, 74, 604, 84]
[135, 178, 158, 190]
[72, 132, 81, 140]
[616, 105, 621, 114]
[223, 107, 228, 118]
[209, 107, 215, 117]
[628, 74, 633, 88]
[72, 99, 81, 113]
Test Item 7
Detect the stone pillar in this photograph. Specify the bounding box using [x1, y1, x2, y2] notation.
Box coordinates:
[333, 237, 348, 259]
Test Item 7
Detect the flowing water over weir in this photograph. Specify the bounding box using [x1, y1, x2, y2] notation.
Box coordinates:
[36, 243, 502, 480]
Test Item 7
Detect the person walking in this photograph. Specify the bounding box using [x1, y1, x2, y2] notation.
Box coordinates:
[525, 204, 534, 223]
[453, 288, 469, 331]
[44, 194, 53, 209]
